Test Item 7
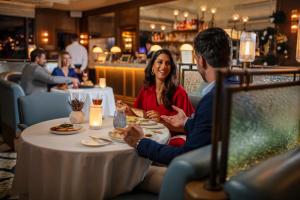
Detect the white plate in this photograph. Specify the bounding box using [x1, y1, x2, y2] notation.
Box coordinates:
[50, 125, 83, 135]
[108, 131, 125, 143]
[141, 124, 165, 130]
[81, 138, 110, 147]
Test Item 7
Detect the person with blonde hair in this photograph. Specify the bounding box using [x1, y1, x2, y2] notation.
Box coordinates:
[52, 51, 78, 79]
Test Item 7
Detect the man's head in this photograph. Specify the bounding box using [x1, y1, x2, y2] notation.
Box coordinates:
[30, 48, 47, 67]
[193, 27, 231, 82]
[145, 40, 152, 51]
[71, 34, 79, 42]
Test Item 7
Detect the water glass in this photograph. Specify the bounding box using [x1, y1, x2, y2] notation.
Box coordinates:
[113, 110, 126, 128]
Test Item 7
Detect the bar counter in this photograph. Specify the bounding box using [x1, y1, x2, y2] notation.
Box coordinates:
[94, 63, 146, 102]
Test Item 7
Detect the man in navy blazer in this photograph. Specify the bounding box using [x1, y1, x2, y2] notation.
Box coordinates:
[124, 27, 232, 165]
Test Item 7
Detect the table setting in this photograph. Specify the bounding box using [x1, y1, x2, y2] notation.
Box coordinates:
[12, 105, 170, 200]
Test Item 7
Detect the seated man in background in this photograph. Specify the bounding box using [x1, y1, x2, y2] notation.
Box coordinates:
[124, 27, 236, 165]
[21, 48, 78, 95]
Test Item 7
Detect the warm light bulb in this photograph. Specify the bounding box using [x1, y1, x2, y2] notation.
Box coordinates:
[42, 32, 48, 37]
[232, 13, 240, 21]
[211, 8, 216, 14]
[201, 5, 207, 12]
[161, 25, 166, 31]
[150, 24, 156, 30]
[183, 11, 189, 18]
[173, 9, 179, 16]
[242, 16, 249, 23]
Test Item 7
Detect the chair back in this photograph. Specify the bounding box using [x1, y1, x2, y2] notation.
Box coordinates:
[18, 92, 72, 127]
[0, 79, 25, 148]
[4, 71, 22, 84]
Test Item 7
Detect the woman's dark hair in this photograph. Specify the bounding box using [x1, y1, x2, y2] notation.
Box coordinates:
[30, 48, 46, 62]
[144, 49, 178, 110]
[194, 27, 232, 68]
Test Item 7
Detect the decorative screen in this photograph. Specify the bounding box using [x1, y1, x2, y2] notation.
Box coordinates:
[227, 85, 300, 178]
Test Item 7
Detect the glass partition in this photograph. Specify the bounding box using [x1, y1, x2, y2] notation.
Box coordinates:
[227, 85, 300, 177]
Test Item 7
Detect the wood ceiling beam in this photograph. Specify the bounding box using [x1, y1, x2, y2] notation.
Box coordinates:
[84, 0, 176, 17]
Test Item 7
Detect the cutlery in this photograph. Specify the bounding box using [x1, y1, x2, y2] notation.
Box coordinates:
[89, 135, 112, 143]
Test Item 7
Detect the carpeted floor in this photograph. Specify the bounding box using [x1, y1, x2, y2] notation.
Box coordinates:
[0, 136, 17, 200]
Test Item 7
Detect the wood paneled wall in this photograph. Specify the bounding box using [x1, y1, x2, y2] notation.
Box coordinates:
[35, 8, 79, 50]
[277, 0, 300, 66]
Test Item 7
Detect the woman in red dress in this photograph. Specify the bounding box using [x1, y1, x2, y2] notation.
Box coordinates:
[120, 49, 195, 146]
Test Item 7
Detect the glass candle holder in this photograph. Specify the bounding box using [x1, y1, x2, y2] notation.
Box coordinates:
[89, 105, 102, 129]
[99, 78, 106, 88]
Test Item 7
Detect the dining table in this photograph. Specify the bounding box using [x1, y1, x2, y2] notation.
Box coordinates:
[12, 117, 170, 200]
[51, 86, 116, 118]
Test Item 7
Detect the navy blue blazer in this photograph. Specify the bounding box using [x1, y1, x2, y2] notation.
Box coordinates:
[137, 86, 215, 165]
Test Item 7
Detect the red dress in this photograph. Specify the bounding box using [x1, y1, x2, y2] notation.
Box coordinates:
[134, 85, 195, 147]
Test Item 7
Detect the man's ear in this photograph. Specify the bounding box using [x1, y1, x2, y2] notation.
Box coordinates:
[198, 55, 207, 70]
[201, 57, 207, 70]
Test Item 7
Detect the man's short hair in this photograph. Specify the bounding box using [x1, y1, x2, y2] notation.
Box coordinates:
[71, 34, 79, 41]
[194, 27, 232, 68]
[30, 48, 46, 62]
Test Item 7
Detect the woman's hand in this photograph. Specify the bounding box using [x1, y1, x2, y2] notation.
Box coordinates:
[146, 110, 161, 122]
[116, 100, 133, 115]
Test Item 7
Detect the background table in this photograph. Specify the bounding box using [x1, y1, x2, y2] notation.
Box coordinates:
[51, 87, 116, 118]
[12, 118, 170, 200]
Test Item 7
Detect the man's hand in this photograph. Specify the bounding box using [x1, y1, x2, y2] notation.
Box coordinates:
[161, 105, 188, 128]
[146, 110, 160, 122]
[124, 125, 144, 148]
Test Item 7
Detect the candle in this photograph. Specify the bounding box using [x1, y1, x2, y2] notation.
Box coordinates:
[99, 78, 106, 88]
[89, 105, 102, 129]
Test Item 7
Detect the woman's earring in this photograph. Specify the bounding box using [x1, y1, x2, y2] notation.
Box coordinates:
[151, 70, 154, 75]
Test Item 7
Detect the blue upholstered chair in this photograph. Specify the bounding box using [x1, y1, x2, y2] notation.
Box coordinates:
[18, 92, 72, 128]
[0, 79, 25, 149]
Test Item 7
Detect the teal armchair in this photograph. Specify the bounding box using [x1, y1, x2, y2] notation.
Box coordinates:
[0, 79, 25, 149]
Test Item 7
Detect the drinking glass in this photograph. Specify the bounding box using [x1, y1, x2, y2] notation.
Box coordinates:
[113, 110, 127, 128]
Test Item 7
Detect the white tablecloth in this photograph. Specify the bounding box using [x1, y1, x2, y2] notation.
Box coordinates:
[12, 118, 170, 200]
[51, 87, 116, 118]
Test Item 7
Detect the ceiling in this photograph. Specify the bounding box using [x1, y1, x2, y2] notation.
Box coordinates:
[0, 0, 131, 17]
[140, 0, 276, 31]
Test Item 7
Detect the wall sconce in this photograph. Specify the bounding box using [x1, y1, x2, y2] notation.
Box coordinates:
[89, 105, 102, 130]
[232, 13, 240, 29]
[242, 16, 249, 31]
[41, 31, 49, 43]
[210, 8, 217, 27]
[149, 44, 162, 52]
[173, 9, 179, 21]
[296, 16, 300, 62]
[239, 31, 256, 68]
[183, 11, 189, 21]
[160, 25, 166, 31]
[291, 10, 299, 33]
[200, 5, 207, 20]
[79, 33, 89, 45]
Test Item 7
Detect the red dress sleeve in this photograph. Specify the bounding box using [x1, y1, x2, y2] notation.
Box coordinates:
[133, 87, 145, 109]
[172, 85, 195, 117]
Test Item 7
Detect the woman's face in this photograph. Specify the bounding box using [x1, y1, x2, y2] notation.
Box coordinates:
[62, 54, 71, 67]
[152, 53, 171, 81]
